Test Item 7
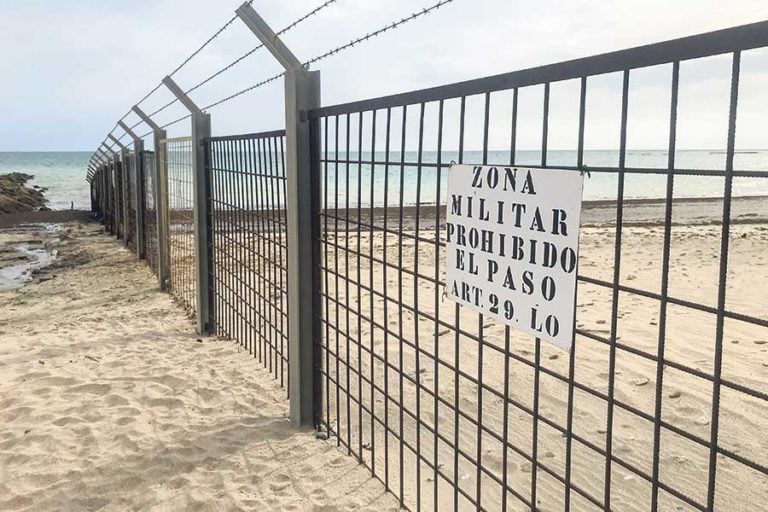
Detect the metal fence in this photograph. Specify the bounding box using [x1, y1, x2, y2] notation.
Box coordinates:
[142, 150, 159, 276]
[125, 152, 137, 251]
[164, 137, 196, 312]
[208, 130, 290, 388]
[84, 18, 768, 512]
[308, 29, 768, 512]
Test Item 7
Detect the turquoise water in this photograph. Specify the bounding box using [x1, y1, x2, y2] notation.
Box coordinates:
[322, 149, 768, 207]
[0, 152, 91, 210]
[1, 150, 767, 212]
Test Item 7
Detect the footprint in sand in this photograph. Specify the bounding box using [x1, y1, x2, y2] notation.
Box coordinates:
[309, 488, 330, 506]
[66, 383, 111, 396]
[52, 416, 84, 427]
[104, 394, 130, 407]
[269, 473, 293, 494]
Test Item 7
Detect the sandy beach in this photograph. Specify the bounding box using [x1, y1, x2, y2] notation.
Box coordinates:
[0, 199, 766, 511]
[0, 217, 398, 511]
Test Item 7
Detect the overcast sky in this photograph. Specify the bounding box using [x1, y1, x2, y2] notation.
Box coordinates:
[1, 0, 767, 151]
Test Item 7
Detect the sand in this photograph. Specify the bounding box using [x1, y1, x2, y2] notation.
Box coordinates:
[0, 219, 398, 512]
[1, 203, 766, 511]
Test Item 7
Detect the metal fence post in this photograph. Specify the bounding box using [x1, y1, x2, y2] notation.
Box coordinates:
[132, 106, 169, 290]
[119, 121, 147, 260]
[160, 76, 213, 335]
[236, 1, 321, 426]
[109, 135, 131, 248]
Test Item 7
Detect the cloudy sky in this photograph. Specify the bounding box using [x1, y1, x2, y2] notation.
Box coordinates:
[1, 0, 767, 151]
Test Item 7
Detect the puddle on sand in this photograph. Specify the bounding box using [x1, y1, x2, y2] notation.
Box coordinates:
[0, 223, 60, 291]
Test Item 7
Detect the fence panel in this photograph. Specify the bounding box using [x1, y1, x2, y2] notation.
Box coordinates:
[208, 130, 289, 389]
[115, 160, 125, 240]
[163, 137, 196, 312]
[309, 34, 768, 512]
[125, 152, 137, 251]
[142, 151, 158, 276]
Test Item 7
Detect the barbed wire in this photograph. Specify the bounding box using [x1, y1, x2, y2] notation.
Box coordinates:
[168, 2, 255, 78]
[201, 0, 455, 112]
[305, 0, 454, 66]
[99, 0, 454, 156]
[203, 72, 285, 110]
[114, 0, 337, 143]
[185, 0, 337, 96]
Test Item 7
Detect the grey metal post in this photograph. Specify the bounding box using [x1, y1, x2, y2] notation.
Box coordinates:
[132, 106, 169, 290]
[109, 135, 131, 248]
[237, 2, 321, 426]
[119, 121, 147, 259]
[160, 76, 213, 335]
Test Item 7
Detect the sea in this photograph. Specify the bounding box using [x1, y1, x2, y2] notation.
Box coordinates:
[1, 150, 767, 211]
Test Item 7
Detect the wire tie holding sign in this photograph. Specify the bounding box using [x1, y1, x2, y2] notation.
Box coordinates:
[580, 165, 591, 178]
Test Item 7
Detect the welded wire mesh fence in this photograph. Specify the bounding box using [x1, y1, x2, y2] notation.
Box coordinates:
[83, 16, 768, 512]
[309, 39, 768, 512]
[208, 131, 289, 390]
[125, 153, 137, 251]
[164, 137, 196, 312]
[142, 151, 159, 276]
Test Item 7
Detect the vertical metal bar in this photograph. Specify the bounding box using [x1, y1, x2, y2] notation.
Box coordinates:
[397, 104, 408, 507]
[433, 98, 444, 512]
[280, 135, 289, 388]
[285, 68, 322, 425]
[335, 114, 341, 446]
[706, 50, 740, 512]
[502, 86, 519, 512]
[256, 136, 268, 369]
[414, 101, 425, 510]
[383, 107, 392, 492]
[604, 69, 631, 510]
[650, 61, 679, 510]
[454, 95, 466, 511]
[477, 91, 491, 512]
[310, 120, 323, 426]
[369, 109, 377, 476]
[345, 112, 352, 457]
[564, 75, 587, 512]
[323, 116, 331, 434]
[356, 111, 364, 463]
[531, 83, 550, 510]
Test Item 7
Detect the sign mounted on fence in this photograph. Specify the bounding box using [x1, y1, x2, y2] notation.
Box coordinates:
[445, 165, 584, 350]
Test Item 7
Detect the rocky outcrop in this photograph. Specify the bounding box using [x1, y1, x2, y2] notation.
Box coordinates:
[0, 173, 48, 215]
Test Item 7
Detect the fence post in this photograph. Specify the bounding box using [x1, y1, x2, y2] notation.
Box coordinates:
[109, 135, 131, 248]
[160, 76, 213, 335]
[119, 121, 147, 260]
[132, 106, 170, 290]
[236, 2, 321, 427]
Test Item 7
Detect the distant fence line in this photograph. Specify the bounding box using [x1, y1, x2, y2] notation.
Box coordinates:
[87, 10, 768, 512]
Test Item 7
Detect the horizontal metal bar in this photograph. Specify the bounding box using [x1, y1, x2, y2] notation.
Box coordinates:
[309, 19, 768, 118]
[209, 129, 286, 142]
[159, 136, 194, 144]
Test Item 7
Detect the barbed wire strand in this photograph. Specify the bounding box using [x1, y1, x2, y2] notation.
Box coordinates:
[186, 0, 337, 95]
[122, 0, 337, 137]
[201, 0, 455, 112]
[203, 72, 285, 110]
[306, 0, 454, 66]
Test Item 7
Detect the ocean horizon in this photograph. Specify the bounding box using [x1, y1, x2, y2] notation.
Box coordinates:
[2, 149, 768, 211]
